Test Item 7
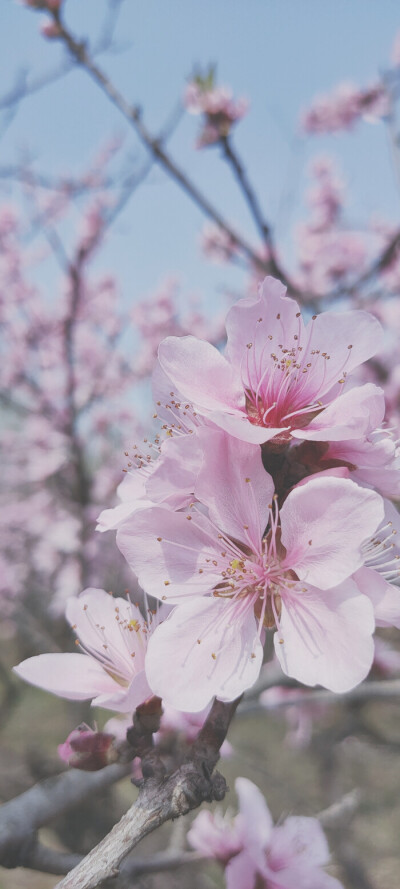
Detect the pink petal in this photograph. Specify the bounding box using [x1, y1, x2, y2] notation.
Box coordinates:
[354, 567, 400, 629]
[117, 507, 222, 603]
[66, 589, 137, 657]
[13, 653, 117, 700]
[226, 851, 258, 889]
[292, 384, 385, 441]
[158, 335, 244, 414]
[263, 864, 343, 889]
[275, 580, 375, 692]
[96, 499, 153, 532]
[269, 816, 330, 869]
[225, 276, 298, 375]
[92, 670, 153, 713]
[306, 309, 383, 396]
[195, 428, 274, 547]
[146, 433, 203, 507]
[325, 432, 400, 499]
[235, 777, 272, 860]
[206, 410, 287, 444]
[281, 478, 384, 589]
[145, 598, 263, 711]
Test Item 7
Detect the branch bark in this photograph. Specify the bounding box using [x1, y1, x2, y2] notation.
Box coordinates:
[0, 763, 130, 866]
[54, 697, 240, 889]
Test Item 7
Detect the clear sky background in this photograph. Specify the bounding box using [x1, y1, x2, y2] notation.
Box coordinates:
[2, 0, 400, 314]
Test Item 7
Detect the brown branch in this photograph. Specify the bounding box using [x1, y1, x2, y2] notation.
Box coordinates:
[54, 697, 240, 889]
[220, 135, 272, 247]
[10, 842, 203, 881]
[35, 7, 300, 290]
[0, 763, 130, 867]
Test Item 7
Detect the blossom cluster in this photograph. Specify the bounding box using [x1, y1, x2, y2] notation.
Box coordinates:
[188, 777, 343, 888]
[302, 81, 389, 134]
[184, 75, 248, 147]
[15, 276, 400, 718]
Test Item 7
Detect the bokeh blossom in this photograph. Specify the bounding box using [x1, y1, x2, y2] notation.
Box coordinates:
[188, 777, 343, 888]
[185, 75, 248, 147]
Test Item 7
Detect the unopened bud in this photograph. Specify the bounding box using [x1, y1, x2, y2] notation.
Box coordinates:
[58, 724, 118, 771]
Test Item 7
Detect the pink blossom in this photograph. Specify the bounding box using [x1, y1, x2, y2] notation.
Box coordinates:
[296, 226, 367, 294]
[201, 223, 238, 263]
[40, 18, 61, 38]
[155, 276, 383, 447]
[260, 682, 327, 749]
[117, 429, 382, 710]
[302, 81, 389, 134]
[188, 808, 243, 865]
[184, 80, 248, 147]
[188, 778, 343, 888]
[14, 589, 168, 713]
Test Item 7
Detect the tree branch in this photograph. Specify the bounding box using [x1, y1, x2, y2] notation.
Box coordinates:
[0, 763, 130, 866]
[35, 7, 302, 290]
[54, 697, 240, 889]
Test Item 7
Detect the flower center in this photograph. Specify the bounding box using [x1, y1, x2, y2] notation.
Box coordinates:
[362, 521, 400, 584]
[241, 313, 351, 431]
[73, 598, 151, 685]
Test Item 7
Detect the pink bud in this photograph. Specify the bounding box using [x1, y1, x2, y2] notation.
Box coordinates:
[58, 725, 117, 771]
[40, 18, 61, 38]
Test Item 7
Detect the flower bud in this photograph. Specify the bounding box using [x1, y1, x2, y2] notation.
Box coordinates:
[58, 725, 118, 771]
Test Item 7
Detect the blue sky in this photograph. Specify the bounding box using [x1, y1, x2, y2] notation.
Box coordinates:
[2, 0, 400, 312]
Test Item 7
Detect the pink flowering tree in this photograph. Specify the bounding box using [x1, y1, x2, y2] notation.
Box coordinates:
[2, 4, 400, 889]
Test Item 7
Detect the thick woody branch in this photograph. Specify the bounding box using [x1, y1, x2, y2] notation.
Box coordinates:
[11, 842, 203, 881]
[54, 697, 240, 889]
[0, 763, 130, 866]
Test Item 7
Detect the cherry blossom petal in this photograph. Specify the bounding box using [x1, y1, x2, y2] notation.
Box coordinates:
[145, 598, 263, 711]
[280, 478, 384, 589]
[117, 507, 221, 603]
[146, 433, 203, 507]
[275, 580, 375, 692]
[225, 276, 298, 374]
[235, 777, 272, 860]
[92, 670, 153, 713]
[268, 816, 330, 869]
[354, 566, 400, 629]
[205, 410, 287, 444]
[14, 653, 118, 700]
[306, 309, 383, 395]
[195, 428, 273, 546]
[292, 384, 385, 441]
[66, 589, 138, 660]
[157, 335, 244, 413]
[263, 865, 343, 889]
[226, 851, 259, 889]
[96, 498, 154, 532]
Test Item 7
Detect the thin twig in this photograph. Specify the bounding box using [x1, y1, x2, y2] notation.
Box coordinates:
[39, 7, 296, 286]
